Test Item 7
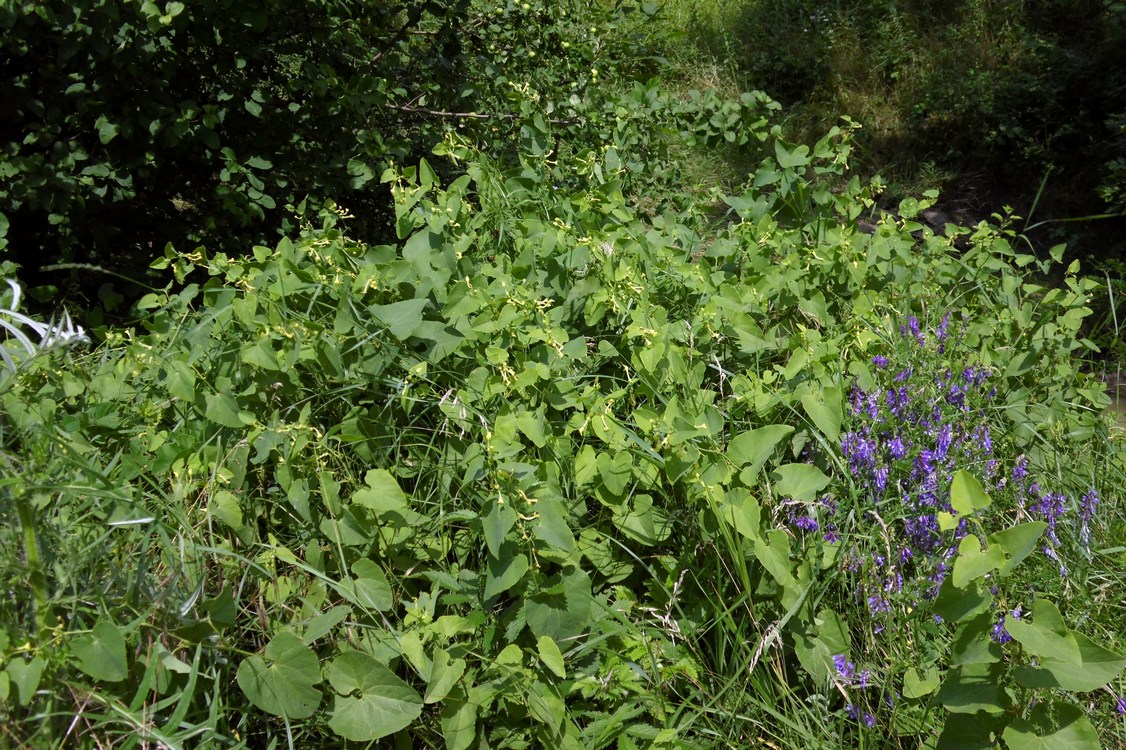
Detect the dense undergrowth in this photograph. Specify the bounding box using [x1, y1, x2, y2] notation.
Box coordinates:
[2, 1, 1125, 749]
[665, 0, 1126, 264]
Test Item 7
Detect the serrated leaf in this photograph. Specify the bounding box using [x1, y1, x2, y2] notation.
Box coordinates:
[771, 463, 830, 501]
[327, 651, 423, 741]
[71, 619, 128, 682]
[236, 631, 321, 719]
[537, 636, 566, 679]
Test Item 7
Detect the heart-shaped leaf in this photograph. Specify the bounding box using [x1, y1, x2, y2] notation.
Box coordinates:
[6, 656, 45, 705]
[236, 630, 322, 719]
[352, 469, 408, 514]
[71, 619, 128, 682]
[1002, 702, 1100, 750]
[327, 650, 423, 741]
[771, 463, 830, 501]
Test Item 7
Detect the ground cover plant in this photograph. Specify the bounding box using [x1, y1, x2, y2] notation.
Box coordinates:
[2, 1, 1125, 749]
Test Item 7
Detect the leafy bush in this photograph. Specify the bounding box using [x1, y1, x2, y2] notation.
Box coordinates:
[1, 101, 1122, 747]
[0, 0, 675, 282]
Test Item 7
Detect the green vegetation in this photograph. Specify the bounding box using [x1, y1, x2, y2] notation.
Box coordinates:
[2, 1, 1125, 748]
[670, 0, 1126, 258]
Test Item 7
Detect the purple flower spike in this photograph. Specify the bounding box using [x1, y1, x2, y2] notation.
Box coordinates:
[936, 312, 950, 340]
[908, 315, 923, 345]
[833, 654, 856, 681]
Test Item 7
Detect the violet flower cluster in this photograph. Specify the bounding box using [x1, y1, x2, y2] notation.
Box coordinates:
[836, 313, 997, 613]
[819, 312, 1105, 726]
[833, 653, 879, 728]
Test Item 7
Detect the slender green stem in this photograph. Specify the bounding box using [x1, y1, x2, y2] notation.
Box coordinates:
[16, 494, 51, 642]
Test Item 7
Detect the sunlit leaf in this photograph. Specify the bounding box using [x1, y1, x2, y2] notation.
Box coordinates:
[327, 651, 423, 741]
[236, 631, 321, 719]
[771, 463, 830, 501]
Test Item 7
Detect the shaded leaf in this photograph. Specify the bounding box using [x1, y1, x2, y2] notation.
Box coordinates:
[613, 494, 672, 546]
[935, 712, 997, 750]
[526, 567, 592, 641]
[483, 544, 529, 600]
[71, 619, 128, 682]
[1002, 702, 1100, 750]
